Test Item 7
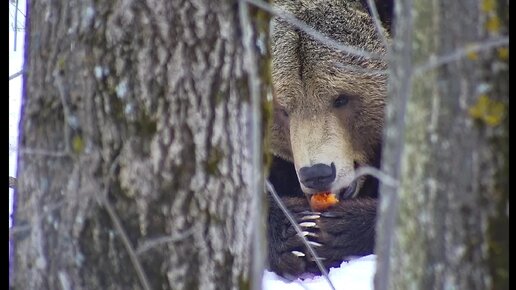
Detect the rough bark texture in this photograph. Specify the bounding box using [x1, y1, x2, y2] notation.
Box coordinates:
[12, 0, 269, 289]
[376, 0, 508, 289]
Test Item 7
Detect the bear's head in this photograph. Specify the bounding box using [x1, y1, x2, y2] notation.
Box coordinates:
[270, 0, 390, 200]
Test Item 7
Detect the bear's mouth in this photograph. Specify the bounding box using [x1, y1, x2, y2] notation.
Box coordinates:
[337, 161, 360, 200]
[338, 179, 358, 200]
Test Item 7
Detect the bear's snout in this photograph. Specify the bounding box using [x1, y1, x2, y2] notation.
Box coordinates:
[298, 162, 336, 191]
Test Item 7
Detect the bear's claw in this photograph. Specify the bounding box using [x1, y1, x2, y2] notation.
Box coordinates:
[299, 221, 318, 228]
[291, 250, 306, 257]
[300, 231, 318, 238]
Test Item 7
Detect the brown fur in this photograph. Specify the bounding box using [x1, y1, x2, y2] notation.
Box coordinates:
[267, 0, 392, 278]
[270, 0, 389, 196]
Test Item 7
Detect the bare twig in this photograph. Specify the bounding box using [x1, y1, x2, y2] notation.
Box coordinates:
[9, 224, 31, 240]
[10, 201, 67, 241]
[98, 156, 152, 290]
[414, 37, 509, 76]
[352, 166, 399, 188]
[18, 148, 70, 158]
[9, 1, 26, 18]
[13, 0, 19, 51]
[242, 0, 384, 60]
[54, 72, 73, 153]
[9, 176, 17, 189]
[99, 196, 151, 290]
[136, 228, 196, 255]
[15, 59, 80, 160]
[266, 180, 336, 290]
[334, 62, 388, 75]
[57, 272, 72, 290]
[366, 0, 390, 49]
[9, 70, 23, 80]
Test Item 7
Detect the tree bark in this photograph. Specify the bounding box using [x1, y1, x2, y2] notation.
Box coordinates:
[12, 1, 269, 289]
[376, 0, 508, 289]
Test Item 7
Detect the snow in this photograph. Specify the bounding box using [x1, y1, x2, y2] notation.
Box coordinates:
[9, 0, 26, 229]
[262, 255, 376, 290]
[8, 3, 376, 288]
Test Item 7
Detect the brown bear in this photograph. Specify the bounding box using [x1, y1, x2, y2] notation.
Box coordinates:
[267, 0, 392, 279]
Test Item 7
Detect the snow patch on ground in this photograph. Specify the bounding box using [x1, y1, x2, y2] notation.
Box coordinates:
[262, 255, 376, 290]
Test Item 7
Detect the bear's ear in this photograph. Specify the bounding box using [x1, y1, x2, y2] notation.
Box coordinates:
[360, 0, 394, 32]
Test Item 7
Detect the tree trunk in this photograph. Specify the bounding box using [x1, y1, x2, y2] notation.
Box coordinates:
[12, 1, 269, 289]
[376, 0, 508, 289]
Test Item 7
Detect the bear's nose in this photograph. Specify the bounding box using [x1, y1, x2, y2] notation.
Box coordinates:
[298, 163, 336, 191]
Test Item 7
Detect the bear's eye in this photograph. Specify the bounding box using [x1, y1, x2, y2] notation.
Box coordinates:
[333, 94, 350, 108]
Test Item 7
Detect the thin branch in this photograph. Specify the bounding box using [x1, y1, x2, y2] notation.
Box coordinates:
[57, 272, 72, 290]
[242, 0, 383, 60]
[13, 0, 19, 51]
[18, 148, 70, 158]
[9, 70, 23, 80]
[353, 166, 399, 188]
[10, 200, 67, 241]
[266, 180, 336, 290]
[99, 196, 152, 290]
[136, 228, 196, 255]
[97, 156, 152, 290]
[9, 224, 31, 239]
[414, 37, 509, 76]
[9, 1, 26, 18]
[334, 62, 388, 75]
[54, 72, 73, 153]
[9, 176, 17, 189]
[366, 0, 390, 50]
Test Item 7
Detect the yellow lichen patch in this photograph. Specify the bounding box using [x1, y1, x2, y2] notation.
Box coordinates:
[468, 95, 506, 126]
[466, 49, 479, 61]
[57, 57, 66, 71]
[497, 47, 509, 60]
[481, 0, 495, 13]
[72, 135, 85, 153]
[485, 16, 501, 33]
